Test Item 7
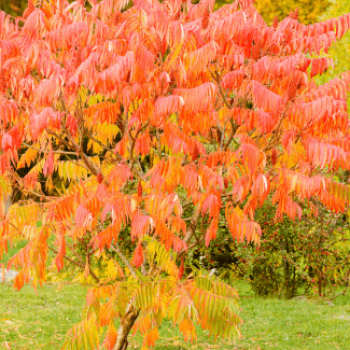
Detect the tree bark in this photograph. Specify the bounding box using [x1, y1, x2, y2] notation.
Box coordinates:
[113, 304, 140, 350]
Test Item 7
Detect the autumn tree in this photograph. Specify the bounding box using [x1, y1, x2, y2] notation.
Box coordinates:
[1, 0, 350, 349]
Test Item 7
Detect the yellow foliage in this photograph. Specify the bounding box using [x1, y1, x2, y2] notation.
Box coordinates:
[318, 0, 350, 83]
[87, 123, 120, 154]
[6, 201, 41, 227]
[0, 175, 11, 200]
[106, 259, 124, 279]
[17, 147, 39, 169]
[256, 0, 330, 25]
[56, 157, 100, 182]
[215, 0, 330, 25]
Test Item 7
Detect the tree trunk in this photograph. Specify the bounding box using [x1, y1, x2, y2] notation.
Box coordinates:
[113, 304, 139, 350]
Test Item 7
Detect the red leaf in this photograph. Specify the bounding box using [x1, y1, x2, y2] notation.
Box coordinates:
[131, 213, 155, 241]
[205, 218, 218, 247]
[222, 70, 246, 90]
[271, 147, 277, 166]
[178, 259, 185, 279]
[137, 180, 143, 198]
[310, 58, 334, 78]
[251, 81, 284, 112]
[131, 241, 144, 268]
[1, 133, 12, 152]
[43, 150, 54, 176]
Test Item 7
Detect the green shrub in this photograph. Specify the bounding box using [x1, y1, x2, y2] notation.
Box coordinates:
[195, 201, 350, 299]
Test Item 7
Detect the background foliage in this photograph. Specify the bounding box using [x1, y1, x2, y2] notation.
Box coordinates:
[319, 0, 350, 82]
[0, 0, 27, 17]
[215, 0, 330, 24]
[253, 0, 330, 25]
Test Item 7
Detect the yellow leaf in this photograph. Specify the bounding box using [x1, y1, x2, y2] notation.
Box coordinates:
[17, 147, 39, 169]
[107, 259, 123, 279]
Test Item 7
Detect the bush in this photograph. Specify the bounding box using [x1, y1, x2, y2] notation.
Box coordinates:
[250, 205, 350, 298]
[194, 203, 350, 298]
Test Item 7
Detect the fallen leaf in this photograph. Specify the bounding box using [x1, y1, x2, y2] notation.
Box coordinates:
[3, 342, 11, 349]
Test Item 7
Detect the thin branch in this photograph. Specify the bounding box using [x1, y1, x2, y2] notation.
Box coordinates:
[262, 105, 291, 153]
[183, 209, 201, 244]
[329, 274, 350, 301]
[208, 67, 232, 109]
[49, 247, 84, 269]
[110, 242, 140, 280]
[85, 131, 146, 181]
[46, 130, 74, 149]
[22, 143, 77, 156]
[85, 131, 120, 159]
[11, 177, 47, 200]
[129, 122, 150, 164]
[49, 246, 100, 283]
[65, 242, 86, 266]
[62, 126, 100, 176]
[224, 118, 238, 151]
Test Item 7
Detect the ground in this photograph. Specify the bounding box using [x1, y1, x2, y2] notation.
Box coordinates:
[0, 281, 349, 350]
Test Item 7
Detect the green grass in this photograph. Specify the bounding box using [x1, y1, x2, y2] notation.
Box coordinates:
[0, 240, 27, 265]
[237, 293, 350, 350]
[1, 281, 350, 350]
[0, 283, 88, 350]
[1, 239, 349, 349]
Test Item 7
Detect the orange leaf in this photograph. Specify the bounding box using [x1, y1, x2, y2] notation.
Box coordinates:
[103, 322, 118, 350]
[179, 318, 197, 343]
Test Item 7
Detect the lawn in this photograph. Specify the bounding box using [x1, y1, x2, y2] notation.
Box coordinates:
[1, 281, 350, 350]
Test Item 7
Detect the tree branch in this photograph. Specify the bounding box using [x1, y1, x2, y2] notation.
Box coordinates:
[22, 143, 77, 156]
[110, 242, 140, 280]
[85, 131, 146, 181]
[183, 209, 201, 244]
[129, 122, 150, 166]
[209, 67, 232, 109]
[224, 118, 238, 151]
[48, 246, 100, 283]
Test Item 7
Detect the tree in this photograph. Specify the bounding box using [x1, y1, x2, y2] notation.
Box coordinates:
[1, 0, 350, 349]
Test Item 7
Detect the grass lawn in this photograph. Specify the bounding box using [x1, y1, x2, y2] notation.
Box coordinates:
[1, 280, 350, 350]
[0, 240, 28, 265]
